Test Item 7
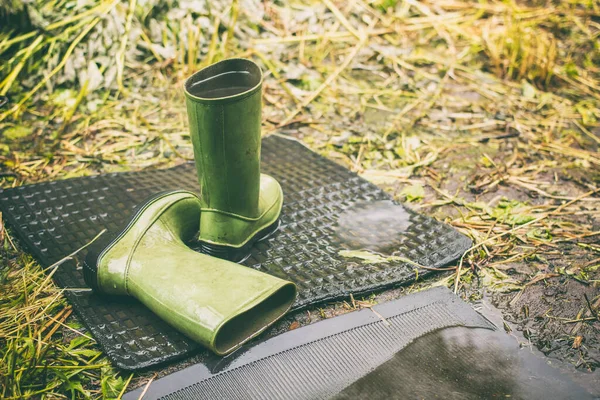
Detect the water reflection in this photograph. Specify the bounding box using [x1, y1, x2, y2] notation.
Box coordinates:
[335, 327, 594, 400]
[332, 200, 412, 255]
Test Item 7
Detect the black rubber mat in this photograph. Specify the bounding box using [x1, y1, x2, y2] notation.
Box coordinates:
[123, 287, 498, 400]
[0, 135, 471, 370]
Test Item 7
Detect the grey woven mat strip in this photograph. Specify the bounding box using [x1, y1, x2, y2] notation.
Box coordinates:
[125, 287, 494, 400]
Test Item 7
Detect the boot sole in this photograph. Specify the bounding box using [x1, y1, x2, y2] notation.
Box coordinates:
[200, 218, 281, 263]
[82, 190, 184, 293]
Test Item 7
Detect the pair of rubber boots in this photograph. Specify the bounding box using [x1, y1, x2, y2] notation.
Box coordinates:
[83, 59, 296, 356]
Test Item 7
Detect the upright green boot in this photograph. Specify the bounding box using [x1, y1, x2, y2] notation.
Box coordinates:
[83, 190, 296, 356]
[184, 58, 283, 262]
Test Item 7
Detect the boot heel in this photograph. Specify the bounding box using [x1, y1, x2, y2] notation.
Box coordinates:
[83, 229, 118, 294]
[83, 254, 100, 292]
[200, 218, 281, 263]
[200, 242, 242, 262]
[83, 234, 114, 294]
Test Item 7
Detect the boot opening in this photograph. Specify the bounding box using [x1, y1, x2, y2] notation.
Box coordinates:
[186, 58, 262, 100]
[214, 283, 296, 355]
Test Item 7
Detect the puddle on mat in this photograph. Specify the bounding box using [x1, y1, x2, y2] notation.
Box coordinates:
[332, 200, 413, 255]
[334, 326, 596, 399]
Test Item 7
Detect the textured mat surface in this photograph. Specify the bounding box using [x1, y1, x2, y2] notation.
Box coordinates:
[123, 287, 497, 400]
[0, 135, 471, 370]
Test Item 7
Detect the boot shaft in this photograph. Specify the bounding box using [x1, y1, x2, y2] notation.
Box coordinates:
[184, 58, 263, 219]
[128, 226, 295, 356]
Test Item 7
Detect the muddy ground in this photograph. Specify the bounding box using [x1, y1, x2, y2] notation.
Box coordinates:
[434, 139, 600, 375]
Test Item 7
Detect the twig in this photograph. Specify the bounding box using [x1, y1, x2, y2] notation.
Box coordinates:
[116, 0, 138, 93]
[583, 294, 599, 320]
[369, 307, 391, 326]
[323, 0, 362, 39]
[252, 29, 392, 44]
[0, 36, 43, 96]
[277, 38, 366, 127]
[205, 16, 221, 66]
[575, 121, 600, 145]
[138, 374, 157, 400]
[117, 373, 135, 400]
[32, 229, 106, 298]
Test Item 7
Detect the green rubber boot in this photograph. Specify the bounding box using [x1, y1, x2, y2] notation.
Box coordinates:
[184, 58, 283, 262]
[83, 190, 296, 356]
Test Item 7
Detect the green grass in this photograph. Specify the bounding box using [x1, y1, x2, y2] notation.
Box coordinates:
[0, 233, 130, 399]
[1, 0, 599, 397]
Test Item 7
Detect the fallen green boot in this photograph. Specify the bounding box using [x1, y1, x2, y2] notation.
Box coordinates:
[184, 58, 283, 262]
[83, 190, 296, 356]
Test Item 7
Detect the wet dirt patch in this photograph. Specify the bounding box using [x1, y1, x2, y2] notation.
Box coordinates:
[493, 277, 600, 372]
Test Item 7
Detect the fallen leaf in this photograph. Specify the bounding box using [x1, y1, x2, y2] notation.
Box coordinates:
[339, 249, 425, 269]
[522, 80, 536, 99]
[4, 126, 33, 141]
[400, 183, 425, 202]
[339, 250, 388, 264]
